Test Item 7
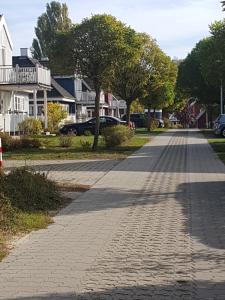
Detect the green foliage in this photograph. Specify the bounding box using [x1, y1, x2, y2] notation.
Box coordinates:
[31, 0, 72, 69]
[1, 168, 62, 212]
[163, 117, 170, 129]
[18, 118, 43, 135]
[47, 102, 68, 132]
[148, 119, 159, 131]
[102, 125, 133, 147]
[130, 99, 145, 113]
[59, 134, 73, 147]
[80, 139, 92, 151]
[0, 191, 16, 231]
[0, 132, 13, 151]
[21, 137, 42, 149]
[72, 14, 136, 150]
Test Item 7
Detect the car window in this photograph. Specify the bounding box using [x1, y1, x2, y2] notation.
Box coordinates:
[106, 118, 115, 124]
[100, 117, 107, 123]
[87, 119, 96, 125]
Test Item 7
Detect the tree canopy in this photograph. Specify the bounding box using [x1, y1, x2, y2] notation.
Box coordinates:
[71, 14, 135, 150]
[31, 1, 72, 70]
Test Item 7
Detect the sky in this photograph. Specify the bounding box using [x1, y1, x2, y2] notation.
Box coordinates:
[0, 0, 224, 59]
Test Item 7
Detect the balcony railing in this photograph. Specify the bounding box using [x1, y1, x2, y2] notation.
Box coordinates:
[0, 65, 51, 87]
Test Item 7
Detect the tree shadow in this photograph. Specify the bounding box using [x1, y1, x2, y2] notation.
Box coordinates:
[2, 280, 225, 299]
[177, 180, 225, 250]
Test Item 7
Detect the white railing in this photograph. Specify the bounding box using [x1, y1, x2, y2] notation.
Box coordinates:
[0, 65, 51, 87]
[76, 91, 96, 104]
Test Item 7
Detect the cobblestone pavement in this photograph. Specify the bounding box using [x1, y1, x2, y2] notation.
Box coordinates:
[3, 159, 119, 186]
[0, 129, 225, 300]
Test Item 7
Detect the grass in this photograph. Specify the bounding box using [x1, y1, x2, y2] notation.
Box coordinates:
[202, 130, 225, 164]
[0, 168, 73, 262]
[3, 129, 166, 160]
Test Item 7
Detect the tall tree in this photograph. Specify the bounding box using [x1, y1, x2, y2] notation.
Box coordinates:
[31, 1, 72, 68]
[71, 14, 133, 150]
[112, 33, 157, 124]
[142, 46, 177, 128]
[221, 1, 225, 10]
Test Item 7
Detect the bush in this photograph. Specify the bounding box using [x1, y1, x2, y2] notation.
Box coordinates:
[2, 168, 62, 212]
[148, 119, 159, 131]
[163, 117, 170, 129]
[59, 135, 73, 147]
[80, 139, 92, 151]
[18, 118, 43, 135]
[21, 137, 42, 148]
[102, 125, 133, 148]
[0, 132, 13, 151]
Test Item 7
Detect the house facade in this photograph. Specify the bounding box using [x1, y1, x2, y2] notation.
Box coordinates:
[0, 15, 51, 134]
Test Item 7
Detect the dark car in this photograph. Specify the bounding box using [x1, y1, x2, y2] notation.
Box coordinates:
[59, 116, 126, 135]
[122, 113, 147, 128]
[122, 113, 164, 128]
[213, 114, 225, 137]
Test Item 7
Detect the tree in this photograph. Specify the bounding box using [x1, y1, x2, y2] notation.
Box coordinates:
[142, 46, 177, 129]
[130, 99, 145, 113]
[47, 102, 68, 132]
[112, 33, 156, 124]
[31, 1, 72, 70]
[221, 1, 225, 10]
[71, 14, 134, 150]
[177, 38, 219, 123]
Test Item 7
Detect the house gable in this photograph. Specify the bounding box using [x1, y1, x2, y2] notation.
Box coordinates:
[0, 15, 13, 66]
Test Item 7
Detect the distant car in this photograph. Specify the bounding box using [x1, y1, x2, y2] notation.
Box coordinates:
[122, 113, 147, 128]
[59, 116, 126, 135]
[122, 113, 164, 128]
[213, 114, 225, 137]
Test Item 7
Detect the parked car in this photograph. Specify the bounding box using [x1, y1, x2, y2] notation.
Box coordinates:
[122, 113, 164, 128]
[213, 114, 225, 137]
[59, 116, 126, 135]
[122, 113, 147, 128]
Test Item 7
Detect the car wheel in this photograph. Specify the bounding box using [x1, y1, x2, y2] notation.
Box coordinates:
[220, 128, 225, 138]
[69, 128, 78, 136]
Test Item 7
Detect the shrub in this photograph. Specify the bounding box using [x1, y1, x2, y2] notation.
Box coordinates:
[163, 117, 170, 129]
[0, 132, 13, 151]
[3, 168, 62, 211]
[80, 139, 92, 151]
[148, 119, 159, 131]
[102, 125, 133, 148]
[21, 137, 42, 148]
[59, 135, 73, 147]
[18, 118, 43, 135]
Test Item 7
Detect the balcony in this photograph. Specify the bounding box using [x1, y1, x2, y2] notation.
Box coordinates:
[0, 65, 51, 89]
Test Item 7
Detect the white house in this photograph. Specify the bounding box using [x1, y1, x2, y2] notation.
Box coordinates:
[0, 15, 51, 134]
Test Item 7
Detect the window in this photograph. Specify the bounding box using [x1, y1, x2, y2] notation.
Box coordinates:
[0, 99, 3, 114]
[14, 96, 25, 112]
[38, 105, 44, 116]
[29, 105, 34, 116]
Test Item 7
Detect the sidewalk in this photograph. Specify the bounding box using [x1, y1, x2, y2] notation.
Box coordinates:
[0, 129, 225, 299]
[4, 159, 119, 186]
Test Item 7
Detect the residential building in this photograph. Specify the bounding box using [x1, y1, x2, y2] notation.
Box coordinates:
[0, 15, 51, 134]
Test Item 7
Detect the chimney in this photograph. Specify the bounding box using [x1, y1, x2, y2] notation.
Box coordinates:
[20, 48, 28, 57]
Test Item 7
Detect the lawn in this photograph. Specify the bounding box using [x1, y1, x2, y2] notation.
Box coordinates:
[203, 130, 225, 164]
[3, 128, 167, 160]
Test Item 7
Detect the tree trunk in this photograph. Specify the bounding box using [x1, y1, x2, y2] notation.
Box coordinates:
[126, 102, 131, 125]
[92, 85, 101, 151]
[147, 107, 151, 131]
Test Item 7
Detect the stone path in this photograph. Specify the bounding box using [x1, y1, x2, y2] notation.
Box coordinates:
[0, 129, 225, 299]
[3, 159, 119, 186]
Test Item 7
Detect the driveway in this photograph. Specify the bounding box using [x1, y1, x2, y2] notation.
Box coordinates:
[0, 129, 225, 299]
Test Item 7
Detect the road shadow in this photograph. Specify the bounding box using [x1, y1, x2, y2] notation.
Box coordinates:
[176, 180, 225, 250]
[3, 130, 225, 174]
[2, 280, 225, 299]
